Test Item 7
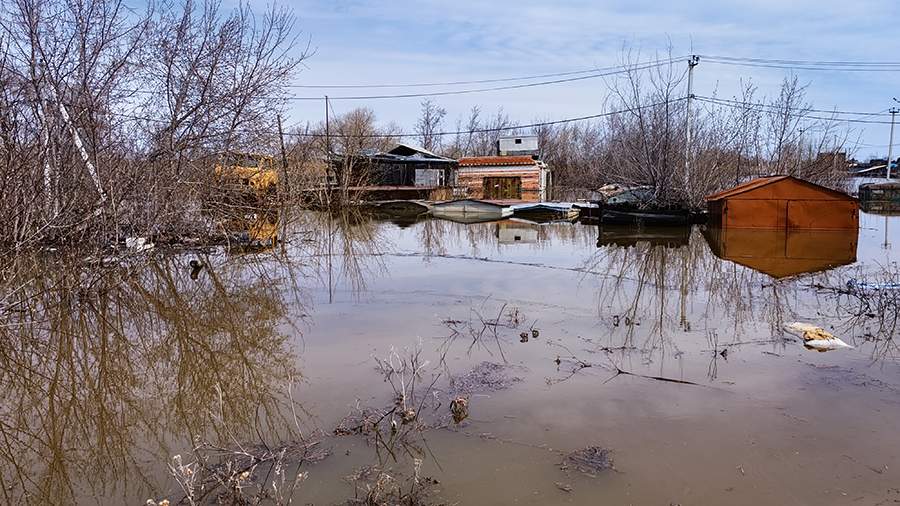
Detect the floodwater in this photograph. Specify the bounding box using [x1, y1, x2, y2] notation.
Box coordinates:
[2, 209, 900, 505]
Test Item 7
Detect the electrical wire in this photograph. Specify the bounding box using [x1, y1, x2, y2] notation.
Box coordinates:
[695, 96, 895, 124]
[119, 59, 683, 101]
[92, 97, 687, 138]
[695, 95, 890, 117]
[288, 60, 681, 100]
[698, 54, 900, 67]
[701, 55, 900, 73]
[286, 57, 688, 88]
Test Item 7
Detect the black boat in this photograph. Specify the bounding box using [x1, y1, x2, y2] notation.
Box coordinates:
[599, 206, 690, 225]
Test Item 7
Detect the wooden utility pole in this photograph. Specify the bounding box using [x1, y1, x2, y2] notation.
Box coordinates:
[277, 113, 291, 194]
[888, 107, 898, 179]
[325, 95, 331, 157]
[684, 55, 699, 197]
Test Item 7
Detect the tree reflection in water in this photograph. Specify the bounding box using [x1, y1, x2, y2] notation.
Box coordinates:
[1, 211, 897, 504]
[0, 251, 308, 504]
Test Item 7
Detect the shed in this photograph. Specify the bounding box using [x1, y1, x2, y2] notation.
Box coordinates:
[457, 156, 551, 201]
[706, 176, 858, 230]
[859, 181, 900, 214]
[330, 143, 458, 200]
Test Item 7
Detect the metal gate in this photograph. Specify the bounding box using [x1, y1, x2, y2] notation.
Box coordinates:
[483, 177, 521, 199]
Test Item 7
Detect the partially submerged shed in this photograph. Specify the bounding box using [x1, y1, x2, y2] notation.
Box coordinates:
[859, 181, 900, 214]
[706, 176, 858, 230]
[457, 156, 551, 201]
[331, 143, 458, 200]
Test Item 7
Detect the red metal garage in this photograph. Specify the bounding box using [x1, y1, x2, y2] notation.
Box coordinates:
[706, 176, 858, 230]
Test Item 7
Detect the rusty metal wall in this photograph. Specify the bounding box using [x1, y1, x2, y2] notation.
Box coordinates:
[712, 178, 858, 230]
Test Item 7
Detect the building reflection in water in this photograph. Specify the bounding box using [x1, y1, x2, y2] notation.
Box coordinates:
[702, 227, 858, 279]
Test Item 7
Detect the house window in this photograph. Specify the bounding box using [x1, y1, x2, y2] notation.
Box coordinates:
[515, 138, 522, 144]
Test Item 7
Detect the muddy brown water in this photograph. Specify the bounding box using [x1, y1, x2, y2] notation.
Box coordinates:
[2, 211, 900, 505]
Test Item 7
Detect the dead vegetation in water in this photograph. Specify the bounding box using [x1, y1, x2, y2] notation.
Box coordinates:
[344, 462, 442, 506]
[448, 361, 523, 396]
[561, 446, 615, 476]
[331, 344, 450, 506]
[814, 265, 900, 344]
[161, 438, 329, 506]
[440, 301, 538, 362]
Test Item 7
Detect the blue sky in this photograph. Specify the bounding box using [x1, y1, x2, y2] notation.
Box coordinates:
[276, 0, 900, 158]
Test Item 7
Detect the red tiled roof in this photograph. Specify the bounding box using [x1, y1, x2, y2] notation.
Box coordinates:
[458, 156, 537, 167]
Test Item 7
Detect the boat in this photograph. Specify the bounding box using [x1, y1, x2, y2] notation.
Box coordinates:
[589, 184, 692, 225]
[598, 206, 690, 225]
[375, 200, 431, 217]
[511, 202, 580, 223]
[430, 199, 512, 222]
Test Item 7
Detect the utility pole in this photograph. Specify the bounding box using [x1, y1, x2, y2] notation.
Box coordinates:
[684, 55, 700, 197]
[888, 106, 898, 179]
[325, 95, 334, 193]
[325, 95, 332, 156]
[276, 113, 290, 195]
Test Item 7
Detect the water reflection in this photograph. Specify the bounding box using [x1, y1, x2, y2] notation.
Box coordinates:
[702, 227, 858, 279]
[0, 254, 306, 504]
[497, 220, 539, 244]
[597, 225, 691, 248]
[1, 210, 898, 504]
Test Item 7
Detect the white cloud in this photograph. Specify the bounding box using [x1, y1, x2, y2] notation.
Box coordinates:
[281, 0, 900, 152]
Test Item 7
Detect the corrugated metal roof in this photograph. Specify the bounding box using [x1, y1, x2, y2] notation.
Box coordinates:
[386, 143, 454, 161]
[706, 175, 854, 202]
[705, 176, 790, 201]
[458, 156, 538, 167]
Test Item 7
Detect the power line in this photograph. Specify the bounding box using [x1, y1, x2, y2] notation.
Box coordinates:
[287, 58, 687, 89]
[284, 60, 680, 100]
[286, 98, 688, 137]
[696, 96, 896, 124]
[119, 59, 682, 101]
[702, 57, 900, 73]
[699, 54, 900, 67]
[696, 95, 890, 117]
[92, 97, 687, 139]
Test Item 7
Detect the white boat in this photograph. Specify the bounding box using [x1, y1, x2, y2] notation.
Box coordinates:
[430, 199, 512, 223]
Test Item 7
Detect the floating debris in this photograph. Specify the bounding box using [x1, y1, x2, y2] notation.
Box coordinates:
[450, 396, 469, 424]
[333, 408, 383, 436]
[449, 362, 522, 396]
[847, 279, 900, 291]
[784, 322, 853, 352]
[189, 259, 205, 280]
[562, 446, 614, 475]
[125, 237, 154, 252]
[554, 482, 573, 493]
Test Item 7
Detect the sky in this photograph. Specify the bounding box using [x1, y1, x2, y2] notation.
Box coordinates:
[272, 0, 900, 158]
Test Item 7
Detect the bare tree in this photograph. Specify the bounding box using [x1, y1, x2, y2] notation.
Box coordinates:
[0, 0, 308, 248]
[414, 99, 446, 152]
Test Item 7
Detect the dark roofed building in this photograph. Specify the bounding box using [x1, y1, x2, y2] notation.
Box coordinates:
[331, 143, 458, 200]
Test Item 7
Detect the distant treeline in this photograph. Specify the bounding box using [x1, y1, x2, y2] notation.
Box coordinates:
[0, 0, 850, 249]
